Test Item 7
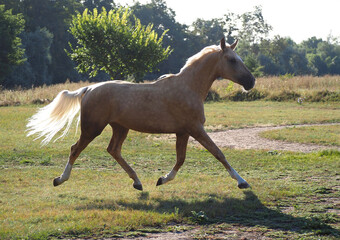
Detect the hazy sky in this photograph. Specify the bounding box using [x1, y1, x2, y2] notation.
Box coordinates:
[117, 0, 340, 43]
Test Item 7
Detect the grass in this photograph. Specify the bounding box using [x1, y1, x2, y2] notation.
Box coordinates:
[260, 125, 340, 146]
[1, 100, 339, 239]
[204, 101, 340, 130]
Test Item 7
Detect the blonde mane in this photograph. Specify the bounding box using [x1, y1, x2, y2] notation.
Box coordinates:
[180, 45, 221, 73]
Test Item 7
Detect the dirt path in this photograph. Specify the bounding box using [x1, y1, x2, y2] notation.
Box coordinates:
[152, 123, 340, 153]
[198, 123, 340, 153]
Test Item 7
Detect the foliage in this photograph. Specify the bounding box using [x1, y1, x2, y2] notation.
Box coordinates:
[191, 18, 225, 46]
[267, 90, 301, 102]
[67, 7, 172, 81]
[305, 90, 340, 102]
[82, 0, 116, 12]
[0, 0, 83, 87]
[0, 5, 25, 85]
[243, 54, 264, 77]
[4, 27, 53, 88]
[205, 90, 220, 102]
[231, 5, 272, 45]
[131, 0, 192, 78]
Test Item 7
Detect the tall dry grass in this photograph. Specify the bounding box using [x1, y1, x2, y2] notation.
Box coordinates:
[254, 75, 339, 92]
[0, 80, 90, 106]
[0, 75, 339, 106]
[211, 75, 340, 100]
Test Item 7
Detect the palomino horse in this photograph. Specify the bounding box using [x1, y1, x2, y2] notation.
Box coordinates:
[27, 38, 255, 190]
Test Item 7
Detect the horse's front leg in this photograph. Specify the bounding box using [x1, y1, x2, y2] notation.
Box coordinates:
[190, 125, 250, 189]
[156, 133, 189, 186]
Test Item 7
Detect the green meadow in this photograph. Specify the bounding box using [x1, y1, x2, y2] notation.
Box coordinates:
[0, 100, 339, 239]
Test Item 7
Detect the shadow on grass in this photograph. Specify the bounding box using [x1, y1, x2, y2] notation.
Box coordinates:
[77, 191, 339, 237]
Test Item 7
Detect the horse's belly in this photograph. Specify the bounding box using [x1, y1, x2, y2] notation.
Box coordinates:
[117, 116, 181, 134]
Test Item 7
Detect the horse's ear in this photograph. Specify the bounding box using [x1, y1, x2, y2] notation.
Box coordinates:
[220, 37, 227, 51]
[230, 39, 239, 50]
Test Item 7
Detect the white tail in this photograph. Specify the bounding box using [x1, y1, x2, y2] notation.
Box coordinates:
[27, 87, 88, 145]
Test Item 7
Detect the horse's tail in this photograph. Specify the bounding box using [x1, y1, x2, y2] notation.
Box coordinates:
[27, 87, 88, 145]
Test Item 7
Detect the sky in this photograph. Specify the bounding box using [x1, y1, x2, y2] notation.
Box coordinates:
[116, 0, 340, 43]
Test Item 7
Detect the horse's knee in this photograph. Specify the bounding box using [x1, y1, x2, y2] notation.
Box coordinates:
[107, 146, 120, 159]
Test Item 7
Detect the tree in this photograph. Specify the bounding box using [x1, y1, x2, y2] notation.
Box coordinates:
[67, 7, 171, 81]
[243, 54, 264, 78]
[237, 6, 272, 45]
[0, 0, 84, 84]
[83, 0, 116, 12]
[191, 18, 225, 46]
[0, 5, 25, 85]
[131, 0, 190, 77]
[4, 27, 53, 88]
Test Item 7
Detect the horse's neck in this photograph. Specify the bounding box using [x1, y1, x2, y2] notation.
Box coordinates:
[180, 52, 220, 100]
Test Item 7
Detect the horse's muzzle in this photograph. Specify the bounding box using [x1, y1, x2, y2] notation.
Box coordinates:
[242, 76, 256, 91]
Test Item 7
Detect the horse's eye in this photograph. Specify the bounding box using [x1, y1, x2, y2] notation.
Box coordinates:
[229, 58, 236, 63]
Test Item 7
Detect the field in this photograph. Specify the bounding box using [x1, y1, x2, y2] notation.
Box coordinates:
[0, 77, 340, 239]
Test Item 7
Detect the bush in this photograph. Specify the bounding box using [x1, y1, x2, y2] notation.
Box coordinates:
[268, 90, 301, 101]
[306, 90, 340, 102]
[225, 89, 268, 101]
[205, 90, 220, 102]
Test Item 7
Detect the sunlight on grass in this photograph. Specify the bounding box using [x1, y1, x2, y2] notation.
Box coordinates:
[204, 101, 340, 130]
[260, 125, 340, 146]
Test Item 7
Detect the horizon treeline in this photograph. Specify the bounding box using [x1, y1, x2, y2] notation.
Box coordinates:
[0, 0, 339, 88]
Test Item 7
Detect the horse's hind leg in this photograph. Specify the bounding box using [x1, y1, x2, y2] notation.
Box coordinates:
[53, 133, 95, 186]
[157, 133, 189, 186]
[53, 120, 105, 186]
[107, 124, 143, 191]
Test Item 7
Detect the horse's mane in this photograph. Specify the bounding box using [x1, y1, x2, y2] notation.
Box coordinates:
[180, 45, 221, 73]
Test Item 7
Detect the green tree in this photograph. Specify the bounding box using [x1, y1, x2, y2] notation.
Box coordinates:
[302, 37, 340, 75]
[83, 0, 116, 12]
[4, 27, 53, 88]
[0, 5, 25, 85]
[256, 36, 313, 75]
[67, 7, 171, 81]
[237, 6, 272, 45]
[191, 18, 225, 46]
[0, 0, 84, 84]
[243, 54, 264, 77]
[131, 0, 190, 77]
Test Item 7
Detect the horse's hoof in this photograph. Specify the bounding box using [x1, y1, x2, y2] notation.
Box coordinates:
[156, 177, 163, 186]
[53, 177, 61, 187]
[133, 183, 143, 191]
[238, 182, 250, 189]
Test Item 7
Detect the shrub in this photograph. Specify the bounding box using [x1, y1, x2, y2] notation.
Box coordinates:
[268, 90, 301, 101]
[205, 90, 220, 102]
[225, 89, 268, 101]
[306, 90, 340, 102]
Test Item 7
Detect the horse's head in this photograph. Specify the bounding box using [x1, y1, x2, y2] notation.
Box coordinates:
[218, 38, 255, 90]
